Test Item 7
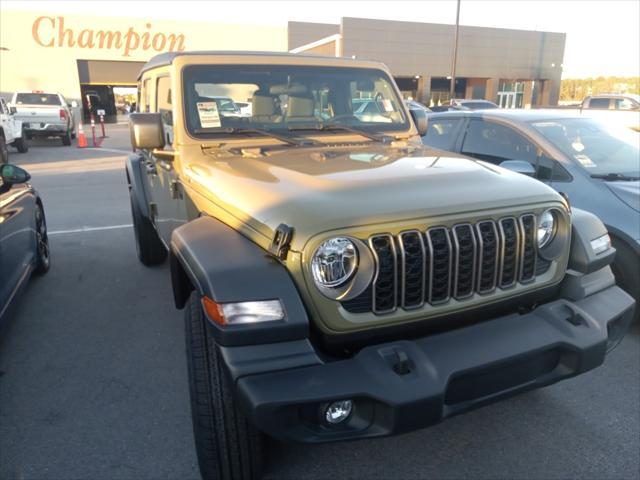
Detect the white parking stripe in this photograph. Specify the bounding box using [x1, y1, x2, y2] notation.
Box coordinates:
[49, 224, 133, 235]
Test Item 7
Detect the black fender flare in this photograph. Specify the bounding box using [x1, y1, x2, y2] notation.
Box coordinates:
[170, 215, 309, 346]
[125, 153, 151, 220]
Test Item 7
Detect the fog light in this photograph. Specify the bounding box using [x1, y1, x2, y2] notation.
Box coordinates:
[324, 400, 353, 424]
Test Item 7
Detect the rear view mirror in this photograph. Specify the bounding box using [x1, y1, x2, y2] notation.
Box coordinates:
[1, 164, 31, 186]
[409, 108, 428, 136]
[499, 160, 536, 177]
[129, 113, 165, 150]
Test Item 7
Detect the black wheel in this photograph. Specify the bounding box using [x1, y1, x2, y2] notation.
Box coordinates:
[129, 190, 167, 265]
[34, 203, 50, 274]
[14, 127, 29, 153]
[62, 130, 72, 146]
[0, 131, 8, 164]
[185, 292, 264, 480]
[611, 238, 640, 320]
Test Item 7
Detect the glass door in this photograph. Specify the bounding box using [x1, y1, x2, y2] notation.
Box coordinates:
[497, 92, 516, 108]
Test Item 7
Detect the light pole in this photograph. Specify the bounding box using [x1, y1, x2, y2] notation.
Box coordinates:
[449, 0, 461, 100]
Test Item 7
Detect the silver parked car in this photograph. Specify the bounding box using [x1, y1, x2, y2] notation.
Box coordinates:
[421, 110, 640, 309]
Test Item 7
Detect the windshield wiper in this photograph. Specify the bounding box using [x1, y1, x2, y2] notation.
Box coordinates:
[195, 127, 318, 147]
[287, 122, 395, 144]
[590, 172, 640, 181]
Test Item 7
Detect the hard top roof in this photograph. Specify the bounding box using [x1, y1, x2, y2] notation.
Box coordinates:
[138, 51, 381, 79]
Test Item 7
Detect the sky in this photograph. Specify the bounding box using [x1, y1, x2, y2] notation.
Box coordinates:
[3, 0, 640, 78]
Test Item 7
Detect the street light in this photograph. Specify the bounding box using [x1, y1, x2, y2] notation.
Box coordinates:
[449, 0, 461, 99]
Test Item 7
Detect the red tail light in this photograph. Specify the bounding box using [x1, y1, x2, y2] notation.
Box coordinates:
[59, 109, 67, 120]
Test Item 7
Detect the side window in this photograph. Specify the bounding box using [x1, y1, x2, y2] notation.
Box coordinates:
[156, 76, 173, 145]
[533, 153, 572, 182]
[461, 120, 537, 164]
[422, 118, 465, 151]
[0, 98, 7, 114]
[588, 98, 610, 109]
[614, 98, 637, 110]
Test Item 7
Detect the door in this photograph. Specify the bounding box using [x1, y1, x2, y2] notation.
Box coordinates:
[140, 74, 180, 245]
[0, 175, 36, 314]
[0, 98, 17, 143]
[497, 92, 516, 109]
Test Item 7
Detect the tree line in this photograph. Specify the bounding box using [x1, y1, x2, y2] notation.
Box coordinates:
[560, 76, 639, 101]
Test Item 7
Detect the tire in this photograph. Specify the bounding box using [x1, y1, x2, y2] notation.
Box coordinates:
[62, 130, 72, 146]
[34, 202, 51, 274]
[14, 127, 29, 153]
[185, 292, 264, 480]
[129, 190, 167, 265]
[0, 132, 8, 164]
[611, 238, 640, 320]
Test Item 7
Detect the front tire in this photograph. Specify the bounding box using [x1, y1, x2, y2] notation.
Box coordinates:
[0, 132, 8, 164]
[34, 203, 50, 274]
[129, 190, 167, 265]
[185, 292, 264, 480]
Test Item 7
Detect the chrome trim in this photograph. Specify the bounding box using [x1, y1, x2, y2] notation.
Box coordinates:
[451, 223, 477, 299]
[425, 227, 452, 305]
[498, 217, 519, 289]
[518, 214, 537, 284]
[475, 220, 499, 294]
[398, 230, 426, 309]
[368, 234, 398, 314]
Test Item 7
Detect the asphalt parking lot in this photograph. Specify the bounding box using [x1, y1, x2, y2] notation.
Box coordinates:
[1, 125, 639, 480]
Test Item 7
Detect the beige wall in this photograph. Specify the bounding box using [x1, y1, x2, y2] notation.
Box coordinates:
[0, 10, 287, 102]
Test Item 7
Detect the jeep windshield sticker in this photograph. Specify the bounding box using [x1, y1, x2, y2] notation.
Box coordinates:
[574, 154, 596, 168]
[197, 102, 221, 128]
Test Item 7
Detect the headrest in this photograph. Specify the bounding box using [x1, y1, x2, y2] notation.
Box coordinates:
[269, 83, 308, 96]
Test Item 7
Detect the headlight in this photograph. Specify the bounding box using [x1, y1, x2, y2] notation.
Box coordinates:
[537, 209, 556, 248]
[311, 237, 358, 288]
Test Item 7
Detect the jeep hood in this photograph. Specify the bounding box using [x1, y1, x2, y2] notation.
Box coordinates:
[184, 145, 562, 249]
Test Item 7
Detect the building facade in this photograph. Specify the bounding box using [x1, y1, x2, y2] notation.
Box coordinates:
[0, 11, 566, 118]
[289, 18, 566, 107]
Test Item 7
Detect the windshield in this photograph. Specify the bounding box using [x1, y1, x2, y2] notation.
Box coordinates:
[15, 93, 61, 106]
[531, 118, 640, 177]
[183, 65, 409, 137]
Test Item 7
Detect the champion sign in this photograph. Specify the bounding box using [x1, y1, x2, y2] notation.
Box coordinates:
[32, 16, 186, 57]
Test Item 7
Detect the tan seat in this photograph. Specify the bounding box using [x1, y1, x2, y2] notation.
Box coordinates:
[286, 93, 316, 122]
[251, 92, 281, 123]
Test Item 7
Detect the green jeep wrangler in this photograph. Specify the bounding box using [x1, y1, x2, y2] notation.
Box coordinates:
[126, 52, 635, 480]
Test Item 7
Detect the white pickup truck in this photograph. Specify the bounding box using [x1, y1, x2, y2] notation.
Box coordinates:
[0, 97, 28, 164]
[557, 94, 640, 132]
[10, 92, 76, 146]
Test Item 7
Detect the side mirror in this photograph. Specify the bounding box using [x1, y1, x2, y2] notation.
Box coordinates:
[9, 106, 17, 115]
[70, 100, 78, 108]
[409, 108, 428, 136]
[499, 160, 536, 177]
[1, 164, 31, 186]
[129, 113, 165, 150]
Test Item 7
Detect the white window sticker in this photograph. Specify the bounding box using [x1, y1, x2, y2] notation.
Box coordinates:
[382, 99, 394, 112]
[574, 154, 596, 168]
[197, 102, 221, 128]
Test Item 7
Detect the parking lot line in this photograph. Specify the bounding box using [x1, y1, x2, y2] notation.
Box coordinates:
[49, 224, 133, 235]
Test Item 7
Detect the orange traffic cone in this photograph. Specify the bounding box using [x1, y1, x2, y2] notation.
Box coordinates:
[77, 121, 88, 148]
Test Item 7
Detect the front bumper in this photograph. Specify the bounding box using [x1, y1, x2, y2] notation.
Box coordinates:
[226, 285, 634, 443]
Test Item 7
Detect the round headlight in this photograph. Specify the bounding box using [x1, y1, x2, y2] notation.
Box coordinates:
[537, 210, 556, 248]
[311, 237, 358, 288]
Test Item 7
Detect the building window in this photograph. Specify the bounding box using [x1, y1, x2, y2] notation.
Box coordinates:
[497, 80, 525, 108]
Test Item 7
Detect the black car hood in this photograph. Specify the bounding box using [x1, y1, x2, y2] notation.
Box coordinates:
[606, 180, 640, 213]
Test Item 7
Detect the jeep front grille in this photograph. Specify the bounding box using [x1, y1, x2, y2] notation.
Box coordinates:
[343, 213, 544, 314]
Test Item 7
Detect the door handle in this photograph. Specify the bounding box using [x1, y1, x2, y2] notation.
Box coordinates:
[145, 163, 157, 175]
